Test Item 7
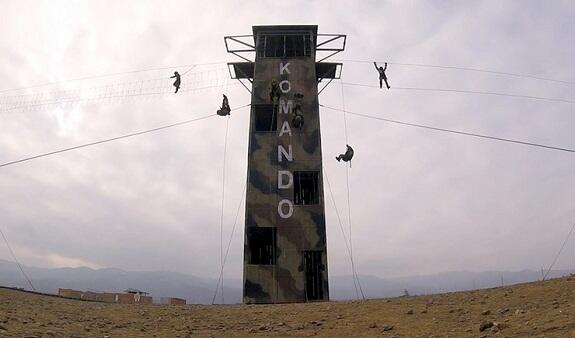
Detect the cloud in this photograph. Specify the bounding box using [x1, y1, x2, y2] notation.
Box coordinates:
[0, 0, 574, 282]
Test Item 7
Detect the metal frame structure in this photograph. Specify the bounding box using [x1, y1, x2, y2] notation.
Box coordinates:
[224, 33, 346, 63]
[226, 63, 252, 94]
[315, 34, 346, 62]
[225, 32, 345, 95]
[224, 35, 256, 62]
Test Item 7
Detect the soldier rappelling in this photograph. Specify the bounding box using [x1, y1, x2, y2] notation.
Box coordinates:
[217, 94, 231, 116]
[269, 79, 281, 103]
[292, 93, 304, 129]
[336, 144, 354, 166]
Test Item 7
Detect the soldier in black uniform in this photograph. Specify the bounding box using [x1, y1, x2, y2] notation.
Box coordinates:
[217, 94, 231, 116]
[292, 93, 304, 129]
[373, 62, 390, 89]
[336, 144, 354, 163]
[269, 80, 281, 103]
[170, 71, 181, 93]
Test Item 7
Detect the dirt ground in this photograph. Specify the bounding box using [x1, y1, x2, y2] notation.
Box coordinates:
[0, 276, 574, 337]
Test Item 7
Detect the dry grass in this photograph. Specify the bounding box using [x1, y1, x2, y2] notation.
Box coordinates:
[1, 276, 574, 337]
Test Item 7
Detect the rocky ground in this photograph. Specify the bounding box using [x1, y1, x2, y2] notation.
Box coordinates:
[0, 276, 574, 337]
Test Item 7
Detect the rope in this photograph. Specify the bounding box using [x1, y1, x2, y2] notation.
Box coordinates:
[339, 80, 360, 298]
[181, 65, 197, 77]
[341, 82, 575, 105]
[0, 61, 228, 94]
[340, 80, 350, 145]
[335, 59, 575, 86]
[0, 67, 228, 101]
[218, 114, 230, 304]
[211, 183, 247, 305]
[0, 226, 35, 291]
[323, 166, 365, 300]
[1, 82, 238, 114]
[320, 105, 575, 154]
[0, 104, 252, 169]
[217, 76, 231, 304]
[543, 221, 575, 280]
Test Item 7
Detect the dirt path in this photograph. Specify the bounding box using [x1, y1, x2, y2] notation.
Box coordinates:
[1, 277, 574, 337]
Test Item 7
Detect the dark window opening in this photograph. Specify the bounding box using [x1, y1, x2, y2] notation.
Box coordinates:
[285, 35, 303, 57]
[253, 104, 277, 132]
[304, 251, 324, 300]
[248, 227, 277, 265]
[294, 171, 320, 205]
[257, 33, 312, 58]
[265, 35, 284, 58]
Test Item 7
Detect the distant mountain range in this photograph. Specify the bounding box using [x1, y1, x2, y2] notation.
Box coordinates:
[1, 259, 572, 304]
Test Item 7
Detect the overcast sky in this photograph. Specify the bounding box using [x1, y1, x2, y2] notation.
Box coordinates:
[1, 0, 574, 283]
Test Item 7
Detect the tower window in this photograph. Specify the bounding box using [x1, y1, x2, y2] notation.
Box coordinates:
[257, 33, 312, 58]
[253, 104, 277, 132]
[294, 171, 320, 205]
[265, 35, 284, 58]
[247, 227, 277, 265]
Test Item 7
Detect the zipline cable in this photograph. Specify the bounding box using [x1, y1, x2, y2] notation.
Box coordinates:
[0, 226, 36, 291]
[341, 82, 575, 105]
[336, 59, 575, 86]
[543, 221, 575, 280]
[0, 104, 252, 169]
[320, 105, 575, 154]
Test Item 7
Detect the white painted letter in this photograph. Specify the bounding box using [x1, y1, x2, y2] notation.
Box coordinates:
[278, 199, 294, 218]
[278, 170, 293, 189]
[278, 145, 293, 162]
[279, 80, 291, 93]
[279, 121, 292, 137]
[279, 99, 293, 114]
[279, 62, 291, 75]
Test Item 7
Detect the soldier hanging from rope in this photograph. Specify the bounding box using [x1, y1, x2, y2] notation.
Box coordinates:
[292, 93, 304, 129]
[170, 71, 181, 93]
[269, 79, 281, 103]
[373, 62, 390, 89]
[336, 144, 354, 167]
[217, 94, 231, 116]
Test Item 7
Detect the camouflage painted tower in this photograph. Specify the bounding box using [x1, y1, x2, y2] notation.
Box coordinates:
[226, 25, 345, 303]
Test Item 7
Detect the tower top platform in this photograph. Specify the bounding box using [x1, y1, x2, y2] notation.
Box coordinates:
[252, 25, 318, 38]
[225, 25, 345, 82]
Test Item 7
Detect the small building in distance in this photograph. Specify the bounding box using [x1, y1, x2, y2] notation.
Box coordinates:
[57, 288, 179, 305]
[124, 288, 148, 296]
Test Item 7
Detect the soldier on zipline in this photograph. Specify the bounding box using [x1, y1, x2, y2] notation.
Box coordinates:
[170, 71, 181, 93]
[217, 94, 231, 116]
[336, 144, 354, 166]
[373, 62, 390, 89]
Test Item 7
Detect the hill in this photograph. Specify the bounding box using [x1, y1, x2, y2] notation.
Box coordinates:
[0, 276, 573, 337]
[2, 259, 573, 304]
